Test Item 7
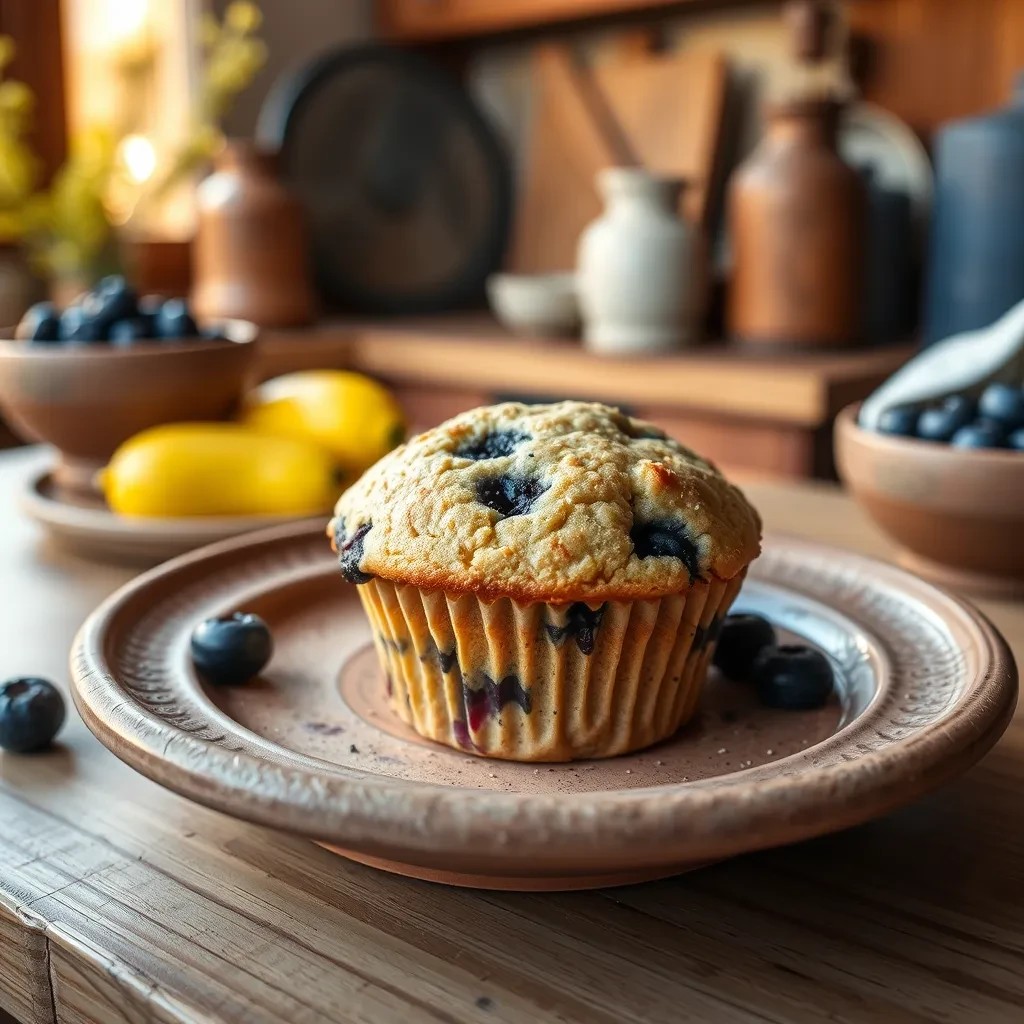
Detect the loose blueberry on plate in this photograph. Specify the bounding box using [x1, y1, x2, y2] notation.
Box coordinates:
[713, 613, 777, 680]
[978, 382, 1024, 430]
[154, 297, 199, 340]
[752, 645, 834, 710]
[0, 677, 66, 753]
[191, 612, 273, 686]
[875, 405, 920, 437]
[951, 420, 1006, 449]
[108, 316, 154, 346]
[16, 301, 61, 343]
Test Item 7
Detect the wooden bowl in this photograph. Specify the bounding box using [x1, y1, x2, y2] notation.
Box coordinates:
[0, 321, 257, 497]
[834, 403, 1024, 597]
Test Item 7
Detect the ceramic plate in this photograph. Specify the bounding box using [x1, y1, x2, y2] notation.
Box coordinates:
[71, 523, 1016, 890]
[21, 469, 310, 565]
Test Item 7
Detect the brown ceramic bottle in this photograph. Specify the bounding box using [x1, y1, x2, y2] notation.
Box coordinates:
[727, 98, 864, 348]
[192, 141, 315, 327]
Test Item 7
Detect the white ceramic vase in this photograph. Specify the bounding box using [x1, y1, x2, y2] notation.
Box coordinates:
[577, 167, 696, 354]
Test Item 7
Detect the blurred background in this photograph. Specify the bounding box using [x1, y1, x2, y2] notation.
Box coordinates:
[2, 0, 1024, 487]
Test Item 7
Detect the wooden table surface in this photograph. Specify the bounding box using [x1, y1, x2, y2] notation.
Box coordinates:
[1, 445, 1022, 1024]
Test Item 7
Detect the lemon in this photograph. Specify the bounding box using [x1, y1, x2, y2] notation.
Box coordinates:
[99, 423, 339, 518]
[241, 370, 405, 481]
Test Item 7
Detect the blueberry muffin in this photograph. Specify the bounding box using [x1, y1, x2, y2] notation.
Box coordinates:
[328, 401, 761, 761]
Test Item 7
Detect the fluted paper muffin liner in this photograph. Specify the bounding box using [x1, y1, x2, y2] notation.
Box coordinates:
[355, 573, 745, 762]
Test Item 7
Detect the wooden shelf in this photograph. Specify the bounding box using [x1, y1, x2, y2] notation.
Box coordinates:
[259, 314, 911, 429]
[375, 0, 767, 43]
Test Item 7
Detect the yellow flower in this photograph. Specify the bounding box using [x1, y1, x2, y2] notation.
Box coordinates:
[199, 12, 221, 49]
[0, 36, 14, 73]
[0, 81, 34, 119]
[225, 2, 262, 35]
[191, 123, 223, 159]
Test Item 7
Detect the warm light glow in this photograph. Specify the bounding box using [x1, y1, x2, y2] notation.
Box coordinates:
[103, 0, 150, 44]
[61, 1, 204, 237]
[121, 134, 157, 183]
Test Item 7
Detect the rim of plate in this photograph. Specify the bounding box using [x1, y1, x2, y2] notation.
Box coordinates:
[22, 468, 306, 536]
[70, 522, 1018, 869]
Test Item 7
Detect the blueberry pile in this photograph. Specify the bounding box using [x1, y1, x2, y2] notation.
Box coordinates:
[712, 614, 834, 710]
[15, 275, 218, 347]
[0, 677, 66, 753]
[873, 383, 1024, 450]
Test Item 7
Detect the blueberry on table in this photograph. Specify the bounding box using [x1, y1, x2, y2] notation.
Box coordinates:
[951, 420, 1006, 449]
[0, 677, 66, 753]
[154, 298, 199, 340]
[712, 613, 777, 680]
[16, 301, 61, 342]
[1008, 429, 1024, 451]
[752, 645, 834, 710]
[109, 317, 154, 346]
[191, 612, 273, 686]
[875, 406, 920, 437]
[58, 304, 104, 343]
[978, 383, 1024, 429]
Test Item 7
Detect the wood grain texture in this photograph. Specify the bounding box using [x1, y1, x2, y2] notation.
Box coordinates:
[0, 901, 53, 1024]
[848, 0, 1024, 139]
[510, 42, 725, 272]
[590, 48, 727, 228]
[509, 44, 620, 273]
[3, 446, 1024, 1023]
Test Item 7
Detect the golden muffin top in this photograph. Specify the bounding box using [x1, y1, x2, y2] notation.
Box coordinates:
[328, 401, 761, 602]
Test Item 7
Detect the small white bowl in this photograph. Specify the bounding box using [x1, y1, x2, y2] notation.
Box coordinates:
[487, 272, 579, 337]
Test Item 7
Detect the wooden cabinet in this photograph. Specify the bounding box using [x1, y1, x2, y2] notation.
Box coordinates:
[377, 0, 1024, 145]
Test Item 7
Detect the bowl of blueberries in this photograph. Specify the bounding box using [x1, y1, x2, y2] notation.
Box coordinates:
[835, 384, 1024, 597]
[0, 275, 257, 497]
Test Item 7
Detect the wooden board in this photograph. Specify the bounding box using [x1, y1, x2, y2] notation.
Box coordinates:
[4, 445, 1024, 1022]
[511, 41, 727, 271]
[509, 44, 624, 273]
[591, 47, 727, 229]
